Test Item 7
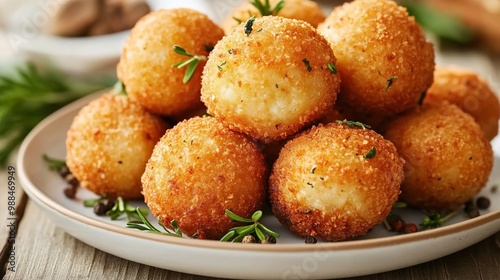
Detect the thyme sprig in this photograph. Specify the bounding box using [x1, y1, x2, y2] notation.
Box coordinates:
[42, 154, 67, 172]
[420, 210, 458, 230]
[83, 195, 149, 221]
[127, 208, 183, 237]
[172, 45, 207, 84]
[250, 0, 285, 16]
[220, 209, 280, 242]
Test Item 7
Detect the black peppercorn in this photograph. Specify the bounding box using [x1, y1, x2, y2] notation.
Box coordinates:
[262, 235, 277, 244]
[305, 235, 317, 244]
[476, 196, 490, 210]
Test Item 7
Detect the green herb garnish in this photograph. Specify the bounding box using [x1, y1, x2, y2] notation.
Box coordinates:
[0, 63, 111, 167]
[220, 209, 280, 242]
[42, 154, 67, 172]
[250, 0, 285, 16]
[364, 147, 377, 159]
[127, 208, 183, 237]
[327, 62, 337, 74]
[84, 196, 148, 221]
[491, 184, 498, 193]
[335, 120, 371, 130]
[420, 210, 458, 230]
[113, 80, 127, 95]
[172, 45, 208, 84]
[244, 16, 257, 36]
[218, 61, 227, 71]
[302, 58, 312, 72]
[384, 76, 398, 92]
[402, 1, 475, 44]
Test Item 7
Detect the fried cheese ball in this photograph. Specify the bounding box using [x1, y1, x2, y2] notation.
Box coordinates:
[202, 16, 341, 142]
[384, 103, 494, 211]
[221, 0, 326, 34]
[269, 122, 404, 241]
[424, 66, 500, 141]
[117, 8, 224, 117]
[142, 117, 267, 239]
[66, 93, 169, 199]
[317, 0, 434, 116]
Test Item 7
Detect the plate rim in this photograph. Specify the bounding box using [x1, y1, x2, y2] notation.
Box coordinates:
[16, 91, 500, 253]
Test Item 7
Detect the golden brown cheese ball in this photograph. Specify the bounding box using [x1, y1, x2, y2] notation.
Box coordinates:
[66, 93, 169, 199]
[221, 0, 326, 34]
[142, 117, 267, 239]
[202, 16, 340, 142]
[424, 66, 500, 141]
[384, 103, 493, 211]
[117, 8, 224, 117]
[317, 0, 434, 116]
[269, 122, 404, 241]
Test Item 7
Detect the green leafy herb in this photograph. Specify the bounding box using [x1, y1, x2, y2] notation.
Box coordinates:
[172, 45, 208, 84]
[402, 1, 475, 44]
[0, 63, 111, 167]
[244, 16, 257, 36]
[250, 0, 285, 16]
[384, 76, 398, 92]
[220, 209, 280, 242]
[302, 58, 312, 72]
[218, 61, 227, 71]
[491, 184, 498, 193]
[364, 147, 377, 159]
[233, 17, 243, 24]
[393, 201, 408, 209]
[42, 154, 67, 172]
[113, 80, 127, 95]
[127, 208, 183, 237]
[420, 210, 458, 230]
[84, 196, 148, 221]
[327, 62, 338, 74]
[335, 120, 371, 130]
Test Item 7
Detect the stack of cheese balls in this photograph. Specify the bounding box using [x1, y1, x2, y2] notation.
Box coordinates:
[65, 0, 498, 242]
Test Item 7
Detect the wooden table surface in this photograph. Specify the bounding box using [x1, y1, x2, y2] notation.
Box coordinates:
[1, 6, 500, 280]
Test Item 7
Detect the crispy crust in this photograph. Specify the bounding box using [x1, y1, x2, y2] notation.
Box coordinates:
[384, 103, 494, 210]
[202, 16, 340, 142]
[317, 0, 434, 116]
[141, 117, 267, 239]
[117, 8, 224, 116]
[269, 123, 404, 241]
[66, 93, 169, 199]
[221, 0, 326, 34]
[425, 66, 500, 141]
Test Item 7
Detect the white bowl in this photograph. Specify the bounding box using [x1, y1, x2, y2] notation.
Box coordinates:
[4, 1, 129, 78]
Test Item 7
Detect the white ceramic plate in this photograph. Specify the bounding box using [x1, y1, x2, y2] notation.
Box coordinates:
[16, 92, 500, 279]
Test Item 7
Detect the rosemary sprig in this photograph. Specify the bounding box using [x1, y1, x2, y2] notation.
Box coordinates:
[0, 63, 112, 167]
[220, 209, 280, 242]
[401, 1, 475, 44]
[250, 0, 285, 16]
[172, 45, 207, 84]
[127, 208, 183, 237]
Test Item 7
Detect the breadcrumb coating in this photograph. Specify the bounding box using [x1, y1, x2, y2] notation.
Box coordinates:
[384, 103, 493, 210]
[117, 8, 224, 116]
[425, 66, 500, 141]
[221, 0, 326, 34]
[317, 0, 434, 116]
[66, 93, 169, 199]
[141, 117, 267, 239]
[269, 122, 404, 241]
[202, 16, 340, 142]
